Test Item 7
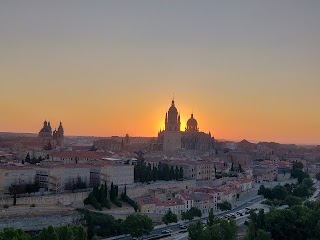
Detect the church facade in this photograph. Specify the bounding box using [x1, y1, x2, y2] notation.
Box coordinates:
[155, 99, 214, 152]
[38, 120, 65, 148]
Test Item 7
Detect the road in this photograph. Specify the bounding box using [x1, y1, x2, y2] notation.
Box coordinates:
[107, 179, 316, 240]
[104, 195, 264, 240]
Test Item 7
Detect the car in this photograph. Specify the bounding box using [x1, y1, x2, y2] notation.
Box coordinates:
[180, 224, 187, 229]
[161, 229, 173, 234]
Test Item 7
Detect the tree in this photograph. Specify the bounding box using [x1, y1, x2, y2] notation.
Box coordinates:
[217, 201, 232, 211]
[121, 214, 153, 238]
[207, 208, 215, 227]
[163, 164, 170, 181]
[301, 178, 313, 188]
[315, 172, 320, 181]
[256, 229, 272, 240]
[292, 184, 309, 197]
[152, 167, 158, 182]
[188, 221, 205, 240]
[75, 176, 86, 189]
[292, 161, 304, 170]
[72, 225, 87, 240]
[0, 227, 31, 240]
[37, 226, 59, 240]
[188, 218, 238, 240]
[238, 163, 244, 173]
[57, 225, 75, 240]
[170, 166, 175, 180]
[175, 166, 179, 180]
[284, 195, 302, 207]
[258, 185, 273, 199]
[242, 203, 320, 240]
[292, 168, 309, 183]
[181, 207, 202, 221]
[271, 185, 288, 200]
[189, 207, 202, 218]
[25, 153, 31, 163]
[162, 210, 177, 225]
[179, 167, 184, 179]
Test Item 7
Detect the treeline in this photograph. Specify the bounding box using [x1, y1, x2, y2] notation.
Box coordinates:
[84, 184, 111, 210]
[65, 176, 87, 191]
[188, 209, 238, 240]
[0, 211, 155, 240]
[121, 185, 138, 211]
[109, 182, 122, 207]
[243, 202, 320, 240]
[81, 210, 154, 239]
[134, 152, 183, 182]
[9, 181, 40, 196]
[24, 153, 45, 165]
[84, 182, 138, 210]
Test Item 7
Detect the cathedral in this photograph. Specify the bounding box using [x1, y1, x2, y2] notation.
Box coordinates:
[38, 120, 64, 148]
[155, 99, 214, 152]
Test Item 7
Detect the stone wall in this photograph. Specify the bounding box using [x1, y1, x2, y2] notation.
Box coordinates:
[0, 192, 89, 206]
[0, 211, 83, 231]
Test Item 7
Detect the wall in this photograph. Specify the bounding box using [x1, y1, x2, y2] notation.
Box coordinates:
[0, 192, 89, 206]
[0, 211, 82, 231]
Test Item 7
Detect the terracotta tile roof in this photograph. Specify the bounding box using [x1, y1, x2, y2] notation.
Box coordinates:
[154, 198, 184, 207]
[178, 192, 194, 200]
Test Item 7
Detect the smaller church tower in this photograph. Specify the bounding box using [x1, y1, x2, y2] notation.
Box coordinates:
[56, 121, 64, 147]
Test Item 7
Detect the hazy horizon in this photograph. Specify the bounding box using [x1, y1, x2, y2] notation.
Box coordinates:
[1, 1, 320, 144]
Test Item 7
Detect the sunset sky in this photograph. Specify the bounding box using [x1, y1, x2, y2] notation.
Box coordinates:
[1, 1, 320, 144]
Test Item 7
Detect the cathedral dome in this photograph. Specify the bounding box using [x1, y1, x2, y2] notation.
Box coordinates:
[187, 114, 197, 126]
[186, 114, 198, 132]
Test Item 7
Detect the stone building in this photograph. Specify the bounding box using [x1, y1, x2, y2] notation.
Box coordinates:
[38, 120, 64, 148]
[93, 139, 122, 151]
[154, 99, 214, 152]
[158, 99, 182, 152]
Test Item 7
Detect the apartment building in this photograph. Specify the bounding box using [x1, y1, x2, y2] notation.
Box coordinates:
[0, 165, 36, 195]
[35, 164, 90, 192]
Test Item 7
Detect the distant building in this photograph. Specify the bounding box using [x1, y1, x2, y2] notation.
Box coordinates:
[0, 165, 36, 194]
[155, 99, 214, 152]
[93, 139, 122, 151]
[38, 120, 64, 148]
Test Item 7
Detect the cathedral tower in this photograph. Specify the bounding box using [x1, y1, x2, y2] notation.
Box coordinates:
[163, 99, 181, 152]
[165, 100, 181, 131]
